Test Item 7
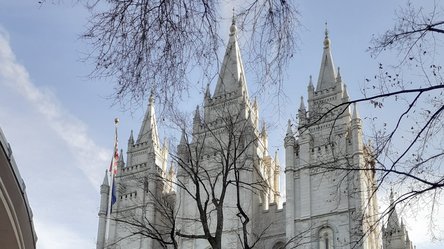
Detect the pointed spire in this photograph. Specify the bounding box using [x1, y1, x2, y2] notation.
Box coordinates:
[137, 91, 160, 146]
[286, 119, 293, 137]
[177, 129, 189, 163]
[213, 16, 249, 99]
[389, 188, 395, 205]
[193, 105, 201, 123]
[128, 129, 134, 145]
[261, 121, 267, 138]
[316, 25, 337, 91]
[193, 105, 201, 133]
[179, 129, 187, 145]
[298, 96, 307, 125]
[343, 84, 349, 100]
[102, 170, 109, 186]
[274, 150, 280, 167]
[336, 67, 342, 82]
[204, 83, 211, 99]
[308, 75, 314, 89]
[352, 103, 360, 120]
[118, 149, 125, 163]
[387, 188, 400, 231]
[299, 96, 306, 112]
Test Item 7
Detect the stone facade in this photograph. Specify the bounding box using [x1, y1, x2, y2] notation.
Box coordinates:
[284, 29, 380, 249]
[96, 22, 414, 249]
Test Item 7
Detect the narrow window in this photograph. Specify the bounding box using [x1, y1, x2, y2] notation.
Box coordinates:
[319, 228, 333, 249]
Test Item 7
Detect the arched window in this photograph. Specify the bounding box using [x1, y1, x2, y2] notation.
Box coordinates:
[272, 241, 285, 249]
[319, 227, 334, 249]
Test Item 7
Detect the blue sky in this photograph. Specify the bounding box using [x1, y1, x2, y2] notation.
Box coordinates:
[0, 1, 442, 248]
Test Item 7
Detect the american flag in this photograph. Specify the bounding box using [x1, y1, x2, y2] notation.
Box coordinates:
[108, 119, 119, 213]
[109, 125, 119, 175]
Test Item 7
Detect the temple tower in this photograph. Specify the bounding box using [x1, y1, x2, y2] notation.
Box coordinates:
[97, 93, 171, 249]
[175, 18, 280, 249]
[284, 28, 380, 249]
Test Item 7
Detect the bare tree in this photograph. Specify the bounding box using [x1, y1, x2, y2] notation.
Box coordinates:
[108, 98, 287, 248]
[367, 2, 444, 232]
[80, 0, 298, 108]
[173, 105, 264, 249]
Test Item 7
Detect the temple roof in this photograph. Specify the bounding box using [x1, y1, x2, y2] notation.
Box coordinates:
[316, 27, 337, 91]
[213, 17, 249, 99]
[137, 93, 160, 146]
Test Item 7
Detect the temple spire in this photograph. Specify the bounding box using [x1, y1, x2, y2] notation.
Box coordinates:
[205, 83, 211, 99]
[286, 119, 293, 137]
[352, 103, 360, 120]
[274, 150, 280, 167]
[316, 24, 337, 91]
[193, 105, 201, 135]
[213, 16, 249, 99]
[137, 91, 160, 146]
[308, 75, 314, 89]
[179, 129, 187, 145]
[128, 130, 134, 146]
[387, 188, 400, 231]
[299, 96, 306, 112]
[389, 188, 395, 205]
[101, 170, 109, 186]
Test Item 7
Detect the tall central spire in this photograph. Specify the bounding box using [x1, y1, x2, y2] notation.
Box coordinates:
[213, 15, 249, 98]
[316, 24, 337, 91]
[137, 92, 160, 146]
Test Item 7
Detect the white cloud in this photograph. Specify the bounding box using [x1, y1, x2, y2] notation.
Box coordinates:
[0, 28, 109, 188]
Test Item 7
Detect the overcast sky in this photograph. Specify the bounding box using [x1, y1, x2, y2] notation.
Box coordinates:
[0, 1, 442, 249]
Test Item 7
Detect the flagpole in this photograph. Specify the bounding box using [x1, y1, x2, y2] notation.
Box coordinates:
[105, 118, 119, 244]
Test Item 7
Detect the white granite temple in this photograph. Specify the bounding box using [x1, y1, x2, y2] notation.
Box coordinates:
[96, 20, 414, 249]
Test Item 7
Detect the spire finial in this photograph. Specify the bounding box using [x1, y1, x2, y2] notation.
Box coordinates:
[232, 8, 236, 25]
[205, 83, 211, 99]
[323, 22, 330, 49]
[274, 150, 280, 166]
[119, 149, 124, 163]
[389, 188, 395, 205]
[230, 8, 237, 34]
[102, 170, 109, 186]
[337, 66, 342, 81]
[343, 83, 349, 99]
[193, 105, 201, 123]
[352, 103, 359, 120]
[149, 89, 154, 105]
[286, 119, 293, 137]
[261, 120, 267, 137]
[299, 96, 306, 111]
[324, 22, 329, 38]
[179, 129, 187, 144]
